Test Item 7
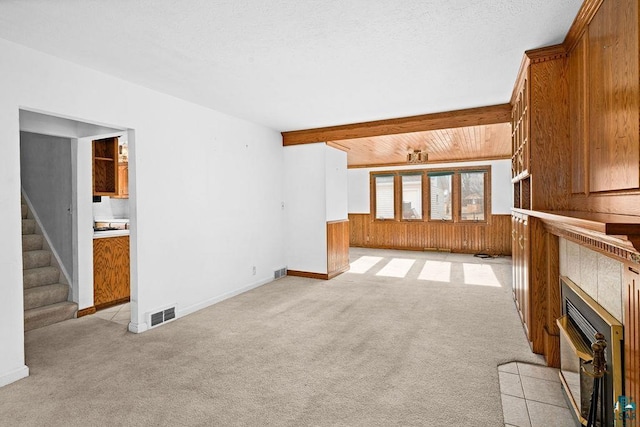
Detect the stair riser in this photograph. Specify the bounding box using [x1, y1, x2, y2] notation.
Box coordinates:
[22, 235, 43, 251]
[23, 251, 51, 270]
[22, 219, 36, 235]
[23, 267, 60, 288]
[24, 284, 69, 310]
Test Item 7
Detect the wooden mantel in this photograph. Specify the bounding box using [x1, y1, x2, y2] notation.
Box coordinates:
[513, 208, 640, 261]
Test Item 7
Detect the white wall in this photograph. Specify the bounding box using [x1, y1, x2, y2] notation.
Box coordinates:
[325, 147, 348, 221]
[284, 143, 328, 274]
[347, 159, 513, 215]
[0, 38, 285, 387]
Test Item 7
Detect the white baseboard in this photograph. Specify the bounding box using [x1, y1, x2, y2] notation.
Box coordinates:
[127, 277, 273, 334]
[178, 277, 273, 319]
[0, 365, 29, 388]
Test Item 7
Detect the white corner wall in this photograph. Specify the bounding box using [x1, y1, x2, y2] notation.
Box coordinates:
[325, 147, 348, 221]
[347, 159, 513, 215]
[284, 143, 327, 274]
[0, 38, 285, 387]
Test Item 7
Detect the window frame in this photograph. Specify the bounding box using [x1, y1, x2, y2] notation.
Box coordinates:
[399, 172, 425, 221]
[458, 169, 490, 223]
[371, 173, 397, 221]
[370, 166, 491, 224]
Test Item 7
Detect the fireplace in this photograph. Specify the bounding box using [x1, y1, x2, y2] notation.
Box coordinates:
[557, 276, 623, 426]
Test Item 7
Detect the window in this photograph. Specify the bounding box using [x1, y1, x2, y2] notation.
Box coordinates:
[401, 174, 422, 219]
[374, 175, 395, 219]
[428, 173, 452, 221]
[460, 171, 486, 221]
[371, 167, 490, 223]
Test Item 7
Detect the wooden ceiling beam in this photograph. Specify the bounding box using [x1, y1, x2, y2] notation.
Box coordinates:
[281, 103, 512, 146]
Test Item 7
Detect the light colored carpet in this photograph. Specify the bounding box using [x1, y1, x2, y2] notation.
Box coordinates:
[0, 248, 543, 426]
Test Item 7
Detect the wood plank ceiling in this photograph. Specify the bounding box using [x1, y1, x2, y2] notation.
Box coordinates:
[328, 122, 512, 168]
[282, 104, 513, 168]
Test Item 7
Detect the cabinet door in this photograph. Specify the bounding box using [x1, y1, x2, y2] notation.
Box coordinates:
[93, 137, 119, 196]
[112, 163, 129, 199]
[588, 0, 639, 192]
[93, 236, 130, 308]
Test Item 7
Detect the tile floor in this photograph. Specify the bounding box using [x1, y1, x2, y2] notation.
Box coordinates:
[92, 302, 130, 326]
[499, 361, 577, 427]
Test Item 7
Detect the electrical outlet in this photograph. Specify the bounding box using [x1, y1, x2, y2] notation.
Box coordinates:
[252, 266, 256, 275]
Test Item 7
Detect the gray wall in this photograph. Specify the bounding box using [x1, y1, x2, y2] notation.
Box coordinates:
[20, 131, 73, 277]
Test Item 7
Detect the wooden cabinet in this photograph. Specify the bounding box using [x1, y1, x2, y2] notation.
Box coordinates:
[93, 137, 119, 196]
[512, 213, 532, 346]
[511, 211, 548, 356]
[112, 162, 129, 199]
[511, 49, 570, 212]
[587, 0, 639, 192]
[568, 0, 639, 195]
[93, 236, 130, 309]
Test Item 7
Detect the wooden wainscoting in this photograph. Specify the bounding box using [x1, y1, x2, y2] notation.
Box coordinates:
[327, 219, 350, 278]
[348, 214, 512, 255]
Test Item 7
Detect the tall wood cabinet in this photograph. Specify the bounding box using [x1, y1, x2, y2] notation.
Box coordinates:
[510, 47, 569, 358]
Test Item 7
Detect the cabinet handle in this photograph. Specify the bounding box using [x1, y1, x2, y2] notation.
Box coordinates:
[512, 229, 517, 241]
[519, 235, 525, 250]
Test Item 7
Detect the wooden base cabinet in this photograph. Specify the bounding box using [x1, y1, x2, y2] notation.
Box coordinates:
[512, 212, 547, 356]
[93, 236, 130, 309]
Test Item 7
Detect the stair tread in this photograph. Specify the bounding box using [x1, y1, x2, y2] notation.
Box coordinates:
[24, 283, 69, 309]
[24, 301, 77, 331]
[23, 266, 60, 288]
[22, 234, 43, 248]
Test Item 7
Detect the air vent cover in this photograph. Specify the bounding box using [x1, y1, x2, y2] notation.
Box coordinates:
[274, 267, 287, 280]
[148, 305, 177, 328]
[150, 311, 164, 327]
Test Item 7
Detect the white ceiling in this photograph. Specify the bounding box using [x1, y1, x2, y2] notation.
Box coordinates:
[0, 1, 582, 132]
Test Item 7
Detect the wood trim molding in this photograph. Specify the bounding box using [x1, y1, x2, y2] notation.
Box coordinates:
[563, 0, 605, 53]
[287, 270, 329, 280]
[94, 297, 130, 312]
[525, 44, 568, 64]
[282, 104, 512, 145]
[348, 155, 510, 169]
[77, 306, 97, 318]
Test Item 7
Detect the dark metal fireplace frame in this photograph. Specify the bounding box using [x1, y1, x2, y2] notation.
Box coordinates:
[557, 276, 623, 426]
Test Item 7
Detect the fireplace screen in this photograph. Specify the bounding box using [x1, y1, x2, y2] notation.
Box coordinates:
[557, 277, 623, 427]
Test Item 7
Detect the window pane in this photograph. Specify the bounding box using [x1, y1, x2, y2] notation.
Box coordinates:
[375, 175, 395, 219]
[430, 175, 452, 220]
[402, 175, 422, 219]
[461, 171, 486, 221]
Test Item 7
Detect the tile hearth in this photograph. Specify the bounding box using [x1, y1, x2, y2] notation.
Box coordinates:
[499, 362, 575, 427]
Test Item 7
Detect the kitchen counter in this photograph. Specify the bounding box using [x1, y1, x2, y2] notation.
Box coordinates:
[93, 218, 129, 239]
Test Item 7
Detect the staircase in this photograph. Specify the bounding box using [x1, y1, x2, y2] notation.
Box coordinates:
[22, 198, 77, 331]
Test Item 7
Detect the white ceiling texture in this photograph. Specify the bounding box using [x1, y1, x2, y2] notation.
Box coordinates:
[0, 1, 582, 132]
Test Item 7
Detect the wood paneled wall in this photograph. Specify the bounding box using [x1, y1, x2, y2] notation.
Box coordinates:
[349, 214, 512, 255]
[327, 220, 350, 278]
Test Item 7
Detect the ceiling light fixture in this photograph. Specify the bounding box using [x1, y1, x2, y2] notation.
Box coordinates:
[407, 149, 428, 164]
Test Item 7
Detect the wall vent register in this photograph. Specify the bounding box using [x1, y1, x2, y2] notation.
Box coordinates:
[149, 306, 176, 328]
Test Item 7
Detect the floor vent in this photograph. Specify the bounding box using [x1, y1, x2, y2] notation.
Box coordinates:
[148, 306, 177, 328]
[274, 267, 287, 280]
